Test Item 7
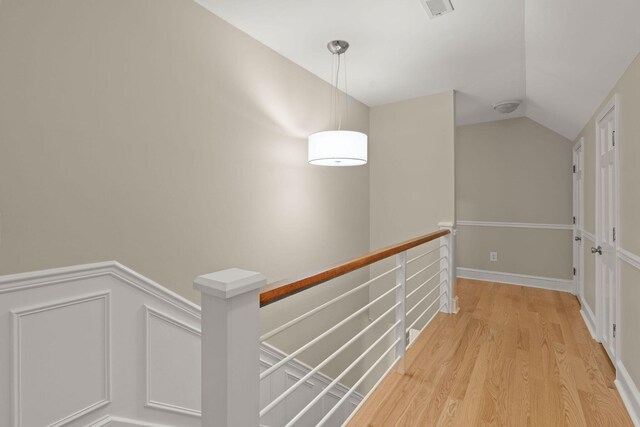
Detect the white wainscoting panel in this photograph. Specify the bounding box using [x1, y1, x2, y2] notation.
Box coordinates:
[457, 267, 576, 293]
[616, 247, 640, 427]
[145, 306, 201, 417]
[0, 262, 364, 427]
[12, 292, 111, 427]
[0, 262, 202, 427]
[615, 362, 640, 427]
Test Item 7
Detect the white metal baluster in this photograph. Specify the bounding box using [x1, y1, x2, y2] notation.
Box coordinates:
[406, 244, 445, 265]
[406, 294, 447, 332]
[260, 264, 399, 342]
[406, 279, 446, 318]
[260, 282, 401, 381]
[406, 267, 445, 300]
[395, 252, 406, 374]
[438, 222, 459, 314]
[283, 320, 400, 427]
[259, 300, 400, 418]
[405, 257, 441, 283]
[439, 222, 457, 314]
[317, 340, 401, 427]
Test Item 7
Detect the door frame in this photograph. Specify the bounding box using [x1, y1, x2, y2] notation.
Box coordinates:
[594, 94, 621, 364]
[573, 137, 584, 301]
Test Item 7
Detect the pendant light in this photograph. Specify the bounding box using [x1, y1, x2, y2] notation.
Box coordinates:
[308, 40, 368, 166]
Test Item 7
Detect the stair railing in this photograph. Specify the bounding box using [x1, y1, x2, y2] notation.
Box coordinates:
[195, 222, 457, 427]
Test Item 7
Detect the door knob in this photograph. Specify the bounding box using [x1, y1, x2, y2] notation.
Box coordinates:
[575, 236, 582, 241]
[591, 246, 602, 255]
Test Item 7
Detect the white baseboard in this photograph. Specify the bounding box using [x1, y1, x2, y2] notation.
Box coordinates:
[456, 267, 575, 294]
[579, 303, 598, 342]
[90, 415, 175, 427]
[615, 362, 640, 427]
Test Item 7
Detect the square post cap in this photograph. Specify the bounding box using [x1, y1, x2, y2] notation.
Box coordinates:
[194, 268, 266, 299]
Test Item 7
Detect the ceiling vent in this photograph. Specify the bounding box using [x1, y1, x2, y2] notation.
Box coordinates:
[421, 0, 454, 18]
[493, 100, 522, 114]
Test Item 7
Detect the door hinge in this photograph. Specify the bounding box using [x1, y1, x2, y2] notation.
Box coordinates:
[612, 131, 616, 147]
[573, 216, 576, 224]
[613, 323, 617, 338]
[573, 267, 576, 276]
[573, 164, 576, 173]
[613, 227, 616, 242]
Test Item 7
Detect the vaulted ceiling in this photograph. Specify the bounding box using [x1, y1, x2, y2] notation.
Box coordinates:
[196, 0, 640, 140]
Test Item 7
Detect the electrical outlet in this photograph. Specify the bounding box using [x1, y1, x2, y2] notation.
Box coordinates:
[490, 252, 498, 262]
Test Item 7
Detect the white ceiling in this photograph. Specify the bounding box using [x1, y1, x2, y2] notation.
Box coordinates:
[197, 0, 640, 140]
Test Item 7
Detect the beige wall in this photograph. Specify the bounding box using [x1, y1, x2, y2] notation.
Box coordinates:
[0, 0, 375, 381]
[574, 52, 640, 390]
[457, 227, 573, 279]
[367, 92, 455, 337]
[456, 117, 573, 279]
[362, 92, 455, 390]
[0, 0, 371, 301]
[369, 92, 456, 249]
[367, 92, 455, 303]
[0, 0, 463, 391]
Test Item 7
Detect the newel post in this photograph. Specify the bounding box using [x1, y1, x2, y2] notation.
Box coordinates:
[439, 222, 459, 314]
[194, 268, 266, 427]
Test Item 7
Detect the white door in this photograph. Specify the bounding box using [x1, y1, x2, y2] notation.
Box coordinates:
[595, 102, 618, 362]
[573, 139, 584, 299]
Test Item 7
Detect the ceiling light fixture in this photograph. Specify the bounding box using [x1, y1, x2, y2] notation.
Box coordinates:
[493, 100, 522, 114]
[308, 40, 367, 166]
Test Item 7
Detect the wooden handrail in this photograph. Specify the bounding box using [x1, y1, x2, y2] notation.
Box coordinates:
[259, 229, 450, 307]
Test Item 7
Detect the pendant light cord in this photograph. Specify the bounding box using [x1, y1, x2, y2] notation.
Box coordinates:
[328, 46, 349, 131]
[344, 52, 349, 130]
[329, 53, 335, 130]
[336, 54, 342, 130]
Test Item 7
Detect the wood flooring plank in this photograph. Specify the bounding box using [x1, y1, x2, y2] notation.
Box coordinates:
[553, 341, 589, 426]
[450, 335, 492, 426]
[395, 317, 485, 425]
[433, 396, 460, 427]
[511, 350, 531, 427]
[347, 280, 634, 427]
[578, 389, 608, 427]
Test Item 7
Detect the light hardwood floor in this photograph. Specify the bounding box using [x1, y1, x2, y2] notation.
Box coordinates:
[347, 279, 633, 426]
